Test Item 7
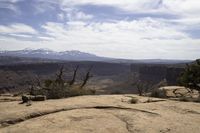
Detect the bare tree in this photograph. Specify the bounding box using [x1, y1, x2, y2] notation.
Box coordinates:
[29, 75, 42, 95]
[55, 66, 65, 84]
[69, 65, 79, 86]
[133, 80, 153, 96]
[80, 66, 93, 88]
[135, 81, 144, 96]
[35, 76, 41, 87]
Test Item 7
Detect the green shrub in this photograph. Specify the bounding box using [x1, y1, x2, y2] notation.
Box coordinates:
[45, 82, 69, 99]
[151, 88, 167, 98]
[66, 87, 96, 97]
[130, 97, 139, 104]
[179, 59, 200, 94]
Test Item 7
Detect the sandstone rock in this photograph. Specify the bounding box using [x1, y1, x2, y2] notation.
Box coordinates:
[151, 86, 193, 98]
[21, 95, 46, 103]
[0, 95, 200, 133]
[32, 95, 46, 101]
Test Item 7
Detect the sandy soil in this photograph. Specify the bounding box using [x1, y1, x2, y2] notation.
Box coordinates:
[0, 94, 200, 133]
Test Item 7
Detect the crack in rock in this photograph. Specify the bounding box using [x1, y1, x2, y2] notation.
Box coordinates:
[111, 114, 133, 133]
[0, 105, 159, 128]
[185, 110, 200, 115]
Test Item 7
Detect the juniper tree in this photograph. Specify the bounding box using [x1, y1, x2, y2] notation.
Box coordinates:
[179, 59, 200, 94]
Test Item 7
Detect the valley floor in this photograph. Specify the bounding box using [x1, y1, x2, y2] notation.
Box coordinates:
[0, 95, 200, 133]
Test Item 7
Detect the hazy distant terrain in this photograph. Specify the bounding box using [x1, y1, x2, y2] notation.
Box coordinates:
[0, 50, 192, 94]
[0, 49, 192, 64]
[0, 49, 108, 62]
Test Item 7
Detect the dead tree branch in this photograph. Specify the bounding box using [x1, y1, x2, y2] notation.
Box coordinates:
[69, 65, 79, 86]
[55, 66, 64, 84]
[80, 66, 93, 88]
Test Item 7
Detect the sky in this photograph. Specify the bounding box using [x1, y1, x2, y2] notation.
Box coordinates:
[0, 0, 200, 60]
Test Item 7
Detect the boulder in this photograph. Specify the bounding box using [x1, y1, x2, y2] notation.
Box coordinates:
[32, 95, 46, 101]
[151, 87, 168, 98]
[151, 86, 193, 98]
[21, 95, 46, 103]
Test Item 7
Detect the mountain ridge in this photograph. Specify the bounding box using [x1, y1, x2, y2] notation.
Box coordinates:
[0, 49, 193, 64]
[0, 49, 106, 61]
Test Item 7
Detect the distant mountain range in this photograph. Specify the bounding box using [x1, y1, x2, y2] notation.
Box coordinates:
[0, 48, 107, 61]
[0, 49, 193, 64]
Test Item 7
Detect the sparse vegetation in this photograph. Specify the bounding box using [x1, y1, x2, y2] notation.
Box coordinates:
[150, 79, 168, 98]
[179, 59, 200, 96]
[65, 87, 96, 97]
[129, 97, 139, 104]
[151, 88, 168, 98]
[28, 65, 95, 99]
[146, 98, 153, 103]
[132, 80, 153, 96]
[21, 95, 46, 103]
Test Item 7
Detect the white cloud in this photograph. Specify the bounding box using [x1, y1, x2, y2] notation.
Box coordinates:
[0, 23, 37, 34]
[6, 18, 196, 59]
[0, 0, 22, 13]
[57, 13, 65, 21]
[38, 36, 55, 41]
[32, 0, 200, 27]
[33, 1, 57, 14]
[34, 0, 200, 18]
[0, 0, 200, 59]
[61, 0, 200, 13]
[0, 3, 17, 12]
[60, 0, 161, 13]
[60, 0, 200, 21]
[42, 18, 188, 41]
[0, 0, 22, 2]
[9, 33, 33, 38]
[162, 0, 200, 17]
[67, 11, 93, 21]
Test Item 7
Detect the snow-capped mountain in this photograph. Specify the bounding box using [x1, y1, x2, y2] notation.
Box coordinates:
[0, 49, 192, 64]
[0, 48, 106, 61]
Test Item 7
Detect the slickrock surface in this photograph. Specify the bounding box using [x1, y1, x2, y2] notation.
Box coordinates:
[0, 95, 200, 133]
